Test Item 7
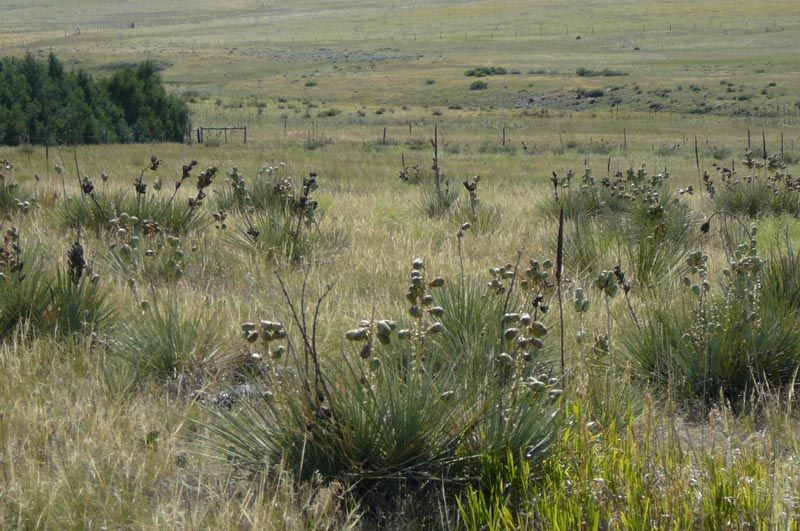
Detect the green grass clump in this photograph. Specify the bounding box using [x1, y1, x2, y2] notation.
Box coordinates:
[213, 164, 290, 213]
[711, 152, 800, 218]
[1, 236, 112, 341]
[469, 80, 488, 90]
[111, 296, 227, 391]
[58, 191, 209, 235]
[417, 181, 459, 218]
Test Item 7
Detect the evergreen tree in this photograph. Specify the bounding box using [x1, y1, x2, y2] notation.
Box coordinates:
[0, 53, 190, 146]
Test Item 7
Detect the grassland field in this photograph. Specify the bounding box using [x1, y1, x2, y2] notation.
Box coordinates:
[2, 0, 800, 528]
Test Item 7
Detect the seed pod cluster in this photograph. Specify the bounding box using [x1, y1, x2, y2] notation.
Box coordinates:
[502, 311, 548, 356]
[456, 222, 471, 239]
[521, 258, 554, 292]
[462, 175, 481, 208]
[399, 258, 445, 342]
[487, 263, 515, 294]
[188, 167, 218, 208]
[0, 227, 23, 276]
[240, 320, 287, 360]
[594, 270, 619, 298]
[523, 373, 563, 400]
[345, 318, 397, 359]
[574, 287, 590, 313]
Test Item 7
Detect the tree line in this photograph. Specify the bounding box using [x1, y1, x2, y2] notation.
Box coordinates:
[0, 53, 190, 146]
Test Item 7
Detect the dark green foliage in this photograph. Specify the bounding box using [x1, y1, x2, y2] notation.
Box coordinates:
[104, 61, 190, 143]
[576, 67, 628, 77]
[469, 80, 489, 91]
[465, 66, 507, 77]
[576, 88, 605, 98]
[0, 53, 188, 145]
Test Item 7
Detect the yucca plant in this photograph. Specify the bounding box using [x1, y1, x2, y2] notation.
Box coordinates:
[626, 237, 800, 405]
[214, 164, 291, 213]
[0, 235, 50, 340]
[229, 211, 350, 264]
[113, 296, 227, 387]
[432, 279, 506, 369]
[714, 179, 776, 218]
[0, 161, 34, 219]
[452, 176, 502, 234]
[46, 269, 113, 338]
[417, 180, 459, 218]
[203, 264, 559, 505]
[59, 191, 209, 235]
[229, 173, 350, 264]
[762, 239, 800, 311]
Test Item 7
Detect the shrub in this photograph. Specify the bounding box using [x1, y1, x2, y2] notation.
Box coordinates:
[317, 108, 340, 118]
[576, 88, 605, 99]
[478, 141, 517, 155]
[405, 138, 427, 151]
[465, 67, 507, 77]
[575, 67, 628, 77]
[304, 136, 332, 150]
[470, 80, 488, 91]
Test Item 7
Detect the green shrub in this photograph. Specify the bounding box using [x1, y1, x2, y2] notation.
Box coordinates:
[465, 66, 507, 77]
[478, 141, 517, 155]
[304, 136, 332, 150]
[470, 80, 488, 90]
[576, 88, 605, 98]
[575, 67, 628, 77]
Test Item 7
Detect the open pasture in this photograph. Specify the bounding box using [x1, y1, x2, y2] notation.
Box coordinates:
[3, 0, 800, 528]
